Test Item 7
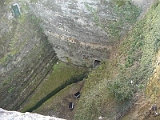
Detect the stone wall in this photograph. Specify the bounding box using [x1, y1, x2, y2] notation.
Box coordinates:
[29, 0, 140, 67]
[0, 2, 57, 110]
[0, 108, 65, 120]
[29, 0, 112, 67]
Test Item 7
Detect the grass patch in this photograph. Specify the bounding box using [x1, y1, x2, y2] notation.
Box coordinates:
[74, 61, 117, 120]
[21, 61, 88, 112]
[33, 80, 85, 120]
[107, 0, 160, 102]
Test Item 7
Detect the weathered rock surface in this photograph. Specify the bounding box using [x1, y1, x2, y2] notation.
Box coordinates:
[0, 1, 57, 110]
[0, 108, 66, 120]
[29, 0, 109, 67]
[29, 0, 140, 67]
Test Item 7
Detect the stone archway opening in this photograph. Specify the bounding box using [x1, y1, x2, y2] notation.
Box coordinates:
[93, 60, 101, 68]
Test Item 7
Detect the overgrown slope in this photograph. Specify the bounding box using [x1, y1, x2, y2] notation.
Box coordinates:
[74, 0, 160, 120]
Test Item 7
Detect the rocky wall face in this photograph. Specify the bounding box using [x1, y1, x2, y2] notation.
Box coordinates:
[28, 0, 115, 67]
[0, 108, 66, 120]
[0, 2, 57, 110]
[28, 0, 140, 67]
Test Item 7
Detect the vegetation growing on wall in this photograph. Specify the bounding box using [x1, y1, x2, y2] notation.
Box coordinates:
[0, 5, 42, 66]
[85, 0, 141, 41]
[74, 1, 160, 119]
[0, 2, 58, 110]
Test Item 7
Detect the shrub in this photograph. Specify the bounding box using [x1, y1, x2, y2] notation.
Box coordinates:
[107, 79, 135, 101]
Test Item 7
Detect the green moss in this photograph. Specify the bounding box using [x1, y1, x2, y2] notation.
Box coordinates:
[0, 13, 43, 66]
[21, 61, 87, 112]
[34, 81, 74, 113]
[0, 5, 56, 109]
[8, 87, 15, 93]
[113, 0, 126, 7]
